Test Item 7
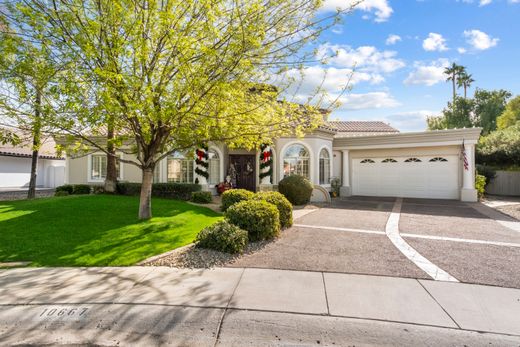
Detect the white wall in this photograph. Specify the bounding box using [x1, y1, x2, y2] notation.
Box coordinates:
[0, 156, 65, 188]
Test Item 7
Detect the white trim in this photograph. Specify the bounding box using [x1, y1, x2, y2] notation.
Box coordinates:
[318, 145, 332, 186]
[334, 140, 478, 151]
[279, 141, 313, 183]
[87, 152, 124, 183]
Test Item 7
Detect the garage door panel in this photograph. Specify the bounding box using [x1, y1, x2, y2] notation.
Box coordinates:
[352, 155, 459, 200]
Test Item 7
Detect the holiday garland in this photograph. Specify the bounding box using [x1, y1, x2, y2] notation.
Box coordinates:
[195, 146, 209, 180]
[259, 144, 273, 183]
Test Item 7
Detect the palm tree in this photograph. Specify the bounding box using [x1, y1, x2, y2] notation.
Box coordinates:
[444, 63, 465, 103]
[457, 72, 475, 99]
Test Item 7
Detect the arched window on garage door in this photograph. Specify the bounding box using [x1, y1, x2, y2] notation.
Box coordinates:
[360, 159, 375, 163]
[429, 157, 448, 162]
[382, 158, 398, 163]
[405, 158, 422, 162]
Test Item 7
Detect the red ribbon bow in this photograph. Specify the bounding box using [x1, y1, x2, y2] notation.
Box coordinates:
[263, 151, 271, 162]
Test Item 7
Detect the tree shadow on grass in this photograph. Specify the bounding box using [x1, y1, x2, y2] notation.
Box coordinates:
[0, 195, 222, 266]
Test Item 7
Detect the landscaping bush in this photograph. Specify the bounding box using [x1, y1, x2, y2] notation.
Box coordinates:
[225, 200, 280, 241]
[221, 189, 254, 211]
[92, 185, 106, 194]
[72, 184, 91, 195]
[475, 173, 487, 199]
[196, 220, 248, 254]
[54, 191, 69, 197]
[116, 182, 201, 200]
[254, 191, 293, 229]
[278, 175, 313, 205]
[55, 185, 74, 194]
[191, 191, 213, 204]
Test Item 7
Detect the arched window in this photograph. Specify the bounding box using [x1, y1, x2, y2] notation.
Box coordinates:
[167, 152, 194, 183]
[319, 149, 331, 184]
[360, 159, 375, 164]
[207, 149, 220, 184]
[382, 158, 398, 163]
[429, 157, 448, 162]
[283, 144, 310, 179]
[405, 158, 422, 163]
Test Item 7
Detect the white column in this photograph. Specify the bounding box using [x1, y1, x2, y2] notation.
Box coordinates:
[461, 143, 477, 202]
[340, 150, 351, 196]
[463, 144, 475, 189]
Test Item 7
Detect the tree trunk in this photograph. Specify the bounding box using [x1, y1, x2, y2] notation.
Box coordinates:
[452, 78, 456, 103]
[138, 167, 154, 219]
[104, 124, 117, 193]
[464, 85, 467, 99]
[27, 90, 42, 199]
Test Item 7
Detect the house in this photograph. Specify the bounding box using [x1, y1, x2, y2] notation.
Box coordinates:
[0, 136, 65, 189]
[63, 120, 481, 202]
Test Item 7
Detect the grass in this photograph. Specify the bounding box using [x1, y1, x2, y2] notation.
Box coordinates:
[0, 194, 222, 267]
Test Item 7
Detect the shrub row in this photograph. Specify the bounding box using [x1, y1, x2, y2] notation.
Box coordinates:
[116, 182, 201, 200]
[55, 184, 91, 196]
[196, 189, 294, 254]
[191, 191, 213, 204]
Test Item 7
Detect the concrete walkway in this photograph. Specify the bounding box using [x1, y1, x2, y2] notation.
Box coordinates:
[0, 267, 519, 345]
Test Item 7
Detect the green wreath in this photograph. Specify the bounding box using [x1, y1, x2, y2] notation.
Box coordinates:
[259, 144, 273, 183]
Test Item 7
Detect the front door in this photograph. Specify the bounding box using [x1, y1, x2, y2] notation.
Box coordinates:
[229, 155, 256, 192]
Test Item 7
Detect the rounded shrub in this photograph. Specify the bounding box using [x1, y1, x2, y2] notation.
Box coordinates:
[225, 200, 280, 241]
[54, 191, 69, 197]
[55, 184, 74, 194]
[221, 189, 254, 211]
[191, 191, 213, 204]
[196, 220, 248, 254]
[254, 191, 293, 229]
[72, 184, 91, 195]
[278, 175, 313, 205]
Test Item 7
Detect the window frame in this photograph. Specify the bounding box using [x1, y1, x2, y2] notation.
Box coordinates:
[87, 153, 123, 183]
[282, 143, 311, 180]
[167, 152, 195, 183]
[207, 149, 221, 185]
[319, 148, 331, 185]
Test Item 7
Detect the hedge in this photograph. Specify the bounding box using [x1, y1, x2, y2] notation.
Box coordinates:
[225, 199, 280, 241]
[278, 175, 313, 205]
[191, 191, 213, 204]
[116, 182, 201, 200]
[196, 220, 248, 254]
[221, 189, 255, 211]
[254, 191, 293, 229]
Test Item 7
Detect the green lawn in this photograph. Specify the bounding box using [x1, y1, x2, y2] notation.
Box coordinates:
[0, 195, 222, 266]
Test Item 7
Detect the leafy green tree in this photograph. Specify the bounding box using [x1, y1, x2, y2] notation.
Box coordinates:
[473, 89, 511, 134]
[0, 10, 62, 199]
[477, 121, 520, 166]
[19, 0, 344, 219]
[444, 63, 465, 103]
[497, 95, 520, 130]
[427, 97, 475, 130]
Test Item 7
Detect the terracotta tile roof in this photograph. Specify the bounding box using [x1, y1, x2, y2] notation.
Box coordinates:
[327, 121, 399, 133]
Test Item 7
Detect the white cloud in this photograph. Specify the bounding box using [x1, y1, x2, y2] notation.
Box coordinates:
[422, 33, 449, 52]
[463, 29, 499, 50]
[479, 0, 492, 5]
[321, 0, 393, 22]
[383, 110, 438, 132]
[337, 92, 401, 110]
[404, 59, 450, 86]
[318, 43, 406, 74]
[386, 34, 402, 45]
[457, 47, 467, 54]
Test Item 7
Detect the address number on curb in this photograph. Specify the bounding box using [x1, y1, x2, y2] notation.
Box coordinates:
[39, 307, 89, 318]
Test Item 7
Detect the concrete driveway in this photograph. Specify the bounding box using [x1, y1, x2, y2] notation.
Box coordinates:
[230, 196, 520, 289]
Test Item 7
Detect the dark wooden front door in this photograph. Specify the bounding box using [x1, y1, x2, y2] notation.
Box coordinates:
[229, 155, 256, 192]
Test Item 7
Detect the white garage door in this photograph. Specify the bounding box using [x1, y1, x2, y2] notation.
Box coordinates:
[352, 155, 460, 199]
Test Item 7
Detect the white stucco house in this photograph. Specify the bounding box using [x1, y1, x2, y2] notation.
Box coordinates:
[63, 120, 481, 202]
[0, 137, 65, 189]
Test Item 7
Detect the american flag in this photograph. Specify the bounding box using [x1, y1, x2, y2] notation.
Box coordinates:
[462, 140, 469, 171]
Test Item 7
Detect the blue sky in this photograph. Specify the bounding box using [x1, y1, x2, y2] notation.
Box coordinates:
[299, 0, 520, 131]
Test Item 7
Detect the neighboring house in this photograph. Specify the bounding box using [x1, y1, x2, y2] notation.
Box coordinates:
[0, 136, 65, 189]
[63, 119, 481, 202]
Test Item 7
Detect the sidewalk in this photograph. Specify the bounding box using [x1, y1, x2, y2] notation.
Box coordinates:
[0, 266, 519, 346]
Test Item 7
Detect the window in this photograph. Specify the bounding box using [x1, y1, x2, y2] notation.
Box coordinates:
[382, 158, 398, 163]
[319, 149, 330, 184]
[207, 149, 220, 184]
[429, 157, 448, 162]
[90, 154, 120, 181]
[283, 144, 310, 179]
[360, 159, 375, 164]
[405, 158, 422, 163]
[167, 152, 194, 183]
